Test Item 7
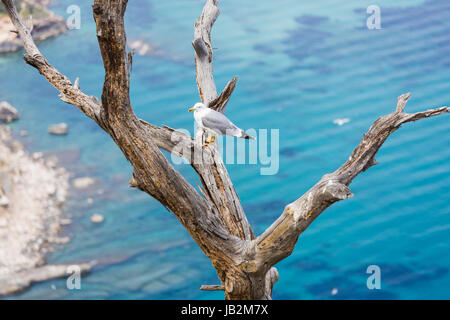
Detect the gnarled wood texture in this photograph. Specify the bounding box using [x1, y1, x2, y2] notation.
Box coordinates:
[2, 0, 448, 300]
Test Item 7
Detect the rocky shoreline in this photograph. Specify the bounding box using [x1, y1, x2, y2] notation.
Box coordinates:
[0, 0, 67, 54]
[0, 125, 91, 296]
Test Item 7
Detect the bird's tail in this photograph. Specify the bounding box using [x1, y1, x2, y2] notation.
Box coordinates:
[240, 130, 256, 140]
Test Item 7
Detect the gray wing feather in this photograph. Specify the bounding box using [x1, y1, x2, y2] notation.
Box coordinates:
[201, 110, 240, 136]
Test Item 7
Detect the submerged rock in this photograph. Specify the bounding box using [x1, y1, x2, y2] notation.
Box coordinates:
[0, 101, 20, 123]
[60, 218, 72, 225]
[90, 213, 104, 224]
[73, 177, 97, 189]
[48, 123, 68, 135]
[129, 40, 159, 56]
[333, 118, 351, 126]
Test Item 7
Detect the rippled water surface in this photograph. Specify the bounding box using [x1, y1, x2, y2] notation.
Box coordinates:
[1, 0, 449, 299]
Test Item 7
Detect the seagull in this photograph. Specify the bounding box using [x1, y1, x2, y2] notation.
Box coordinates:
[188, 102, 255, 147]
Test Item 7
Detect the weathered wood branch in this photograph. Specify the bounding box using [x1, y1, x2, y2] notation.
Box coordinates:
[209, 76, 238, 113]
[0, 0, 102, 125]
[193, 0, 238, 112]
[253, 93, 449, 273]
[191, 0, 253, 243]
[200, 284, 225, 291]
[188, 2, 259, 298]
[193, 0, 219, 104]
[92, 0, 131, 124]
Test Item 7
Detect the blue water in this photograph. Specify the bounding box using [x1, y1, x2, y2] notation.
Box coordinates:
[1, 0, 449, 299]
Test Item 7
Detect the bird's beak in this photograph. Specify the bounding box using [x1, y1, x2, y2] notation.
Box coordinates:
[188, 107, 195, 112]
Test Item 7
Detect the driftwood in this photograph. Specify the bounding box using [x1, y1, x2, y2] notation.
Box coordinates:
[1, 0, 448, 300]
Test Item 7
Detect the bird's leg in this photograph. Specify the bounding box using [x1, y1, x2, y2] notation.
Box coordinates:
[202, 135, 216, 147]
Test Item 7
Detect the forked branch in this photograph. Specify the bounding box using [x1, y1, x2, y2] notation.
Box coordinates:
[2, 0, 448, 301]
[1, 0, 102, 123]
[253, 93, 449, 272]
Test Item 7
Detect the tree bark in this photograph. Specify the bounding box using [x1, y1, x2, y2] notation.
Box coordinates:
[1, 0, 448, 300]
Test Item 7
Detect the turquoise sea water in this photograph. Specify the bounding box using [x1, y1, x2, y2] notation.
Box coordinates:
[1, 0, 449, 299]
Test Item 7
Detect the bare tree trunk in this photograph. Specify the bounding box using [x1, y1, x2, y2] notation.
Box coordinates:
[1, 0, 448, 300]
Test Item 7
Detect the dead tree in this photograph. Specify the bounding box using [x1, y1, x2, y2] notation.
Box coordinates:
[2, 0, 448, 300]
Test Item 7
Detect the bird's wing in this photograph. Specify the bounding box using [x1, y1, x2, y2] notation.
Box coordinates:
[201, 109, 240, 136]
